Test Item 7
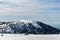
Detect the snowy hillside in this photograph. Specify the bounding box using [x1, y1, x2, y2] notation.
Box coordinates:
[0, 20, 60, 34]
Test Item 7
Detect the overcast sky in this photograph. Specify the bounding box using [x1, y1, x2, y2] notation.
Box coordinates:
[0, 0, 60, 25]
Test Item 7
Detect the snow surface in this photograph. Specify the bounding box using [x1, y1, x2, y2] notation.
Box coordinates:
[0, 34, 59, 40]
[20, 20, 32, 23]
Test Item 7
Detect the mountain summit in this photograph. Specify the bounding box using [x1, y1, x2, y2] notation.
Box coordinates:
[0, 20, 60, 34]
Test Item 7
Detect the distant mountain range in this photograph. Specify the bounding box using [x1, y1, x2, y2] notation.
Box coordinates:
[0, 20, 60, 34]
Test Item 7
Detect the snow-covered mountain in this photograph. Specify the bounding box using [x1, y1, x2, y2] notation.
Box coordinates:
[0, 20, 60, 34]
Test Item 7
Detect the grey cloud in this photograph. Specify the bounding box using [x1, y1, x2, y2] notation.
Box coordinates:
[0, 1, 20, 8]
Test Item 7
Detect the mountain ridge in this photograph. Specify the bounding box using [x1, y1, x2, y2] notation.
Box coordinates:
[0, 20, 59, 34]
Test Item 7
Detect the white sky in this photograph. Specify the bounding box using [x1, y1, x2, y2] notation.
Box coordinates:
[0, 0, 60, 25]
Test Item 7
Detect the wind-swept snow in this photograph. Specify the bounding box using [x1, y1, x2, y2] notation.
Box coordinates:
[0, 34, 59, 40]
